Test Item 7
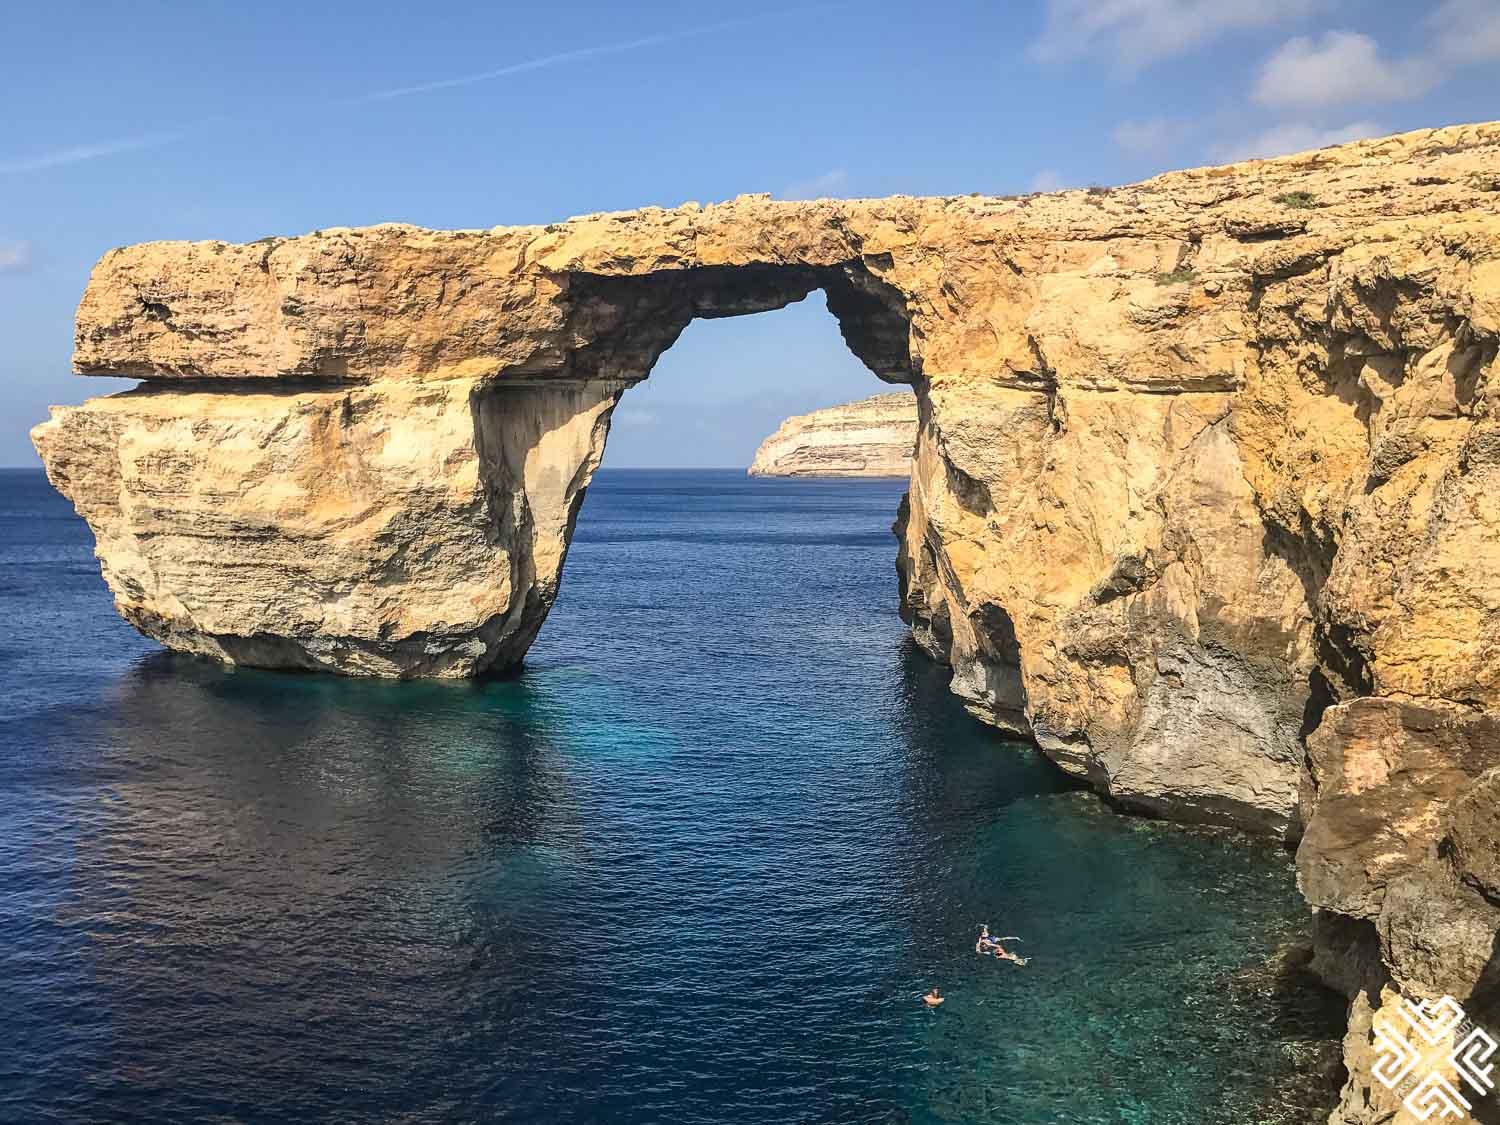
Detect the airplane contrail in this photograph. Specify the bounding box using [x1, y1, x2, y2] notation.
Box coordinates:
[345, 4, 848, 104]
[0, 4, 846, 175]
[345, 30, 687, 105]
[0, 132, 184, 175]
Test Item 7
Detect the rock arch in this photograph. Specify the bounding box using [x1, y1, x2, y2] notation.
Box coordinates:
[32, 127, 1500, 1117]
[38, 214, 922, 681]
[32, 126, 1500, 852]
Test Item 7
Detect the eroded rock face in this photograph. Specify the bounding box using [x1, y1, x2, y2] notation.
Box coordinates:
[33, 378, 620, 676]
[748, 392, 916, 477]
[32, 123, 1500, 1124]
[1298, 700, 1500, 1124]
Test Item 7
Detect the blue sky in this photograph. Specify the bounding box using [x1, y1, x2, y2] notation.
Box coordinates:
[4, 0, 1497, 467]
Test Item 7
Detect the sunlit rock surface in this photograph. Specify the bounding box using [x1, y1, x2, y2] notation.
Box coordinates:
[32, 123, 1500, 1124]
[748, 392, 916, 477]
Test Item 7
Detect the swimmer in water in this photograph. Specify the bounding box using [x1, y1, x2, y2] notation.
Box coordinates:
[991, 938, 1027, 966]
[922, 988, 944, 1007]
[978, 926, 1028, 965]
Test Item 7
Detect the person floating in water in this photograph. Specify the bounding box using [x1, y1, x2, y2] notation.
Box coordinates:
[976, 924, 1028, 965]
[922, 988, 944, 1007]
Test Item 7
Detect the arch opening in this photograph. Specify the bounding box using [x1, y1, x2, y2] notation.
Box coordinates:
[474, 260, 922, 674]
[557, 261, 916, 389]
[596, 271, 912, 471]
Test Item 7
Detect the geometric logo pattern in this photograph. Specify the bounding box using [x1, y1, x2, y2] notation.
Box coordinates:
[1372, 994, 1497, 1121]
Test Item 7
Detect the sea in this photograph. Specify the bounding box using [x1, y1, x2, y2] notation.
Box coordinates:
[0, 466, 1340, 1124]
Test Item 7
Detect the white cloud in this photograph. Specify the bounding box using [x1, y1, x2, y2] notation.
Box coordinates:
[779, 168, 850, 201]
[0, 242, 31, 273]
[1111, 117, 1185, 156]
[1426, 0, 1500, 66]
[1030, 0, 1317, 69]
[1215, 119, 1386, 162]
[1028, 169, 1067, 192]
[1252, 31, 1434, 108]
[1251, 6, 1500, 111]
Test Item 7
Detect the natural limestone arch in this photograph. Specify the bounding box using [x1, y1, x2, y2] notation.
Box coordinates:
[36, 248, 919, 681]
[33, 124, 1500, 851]
[32, 126, 1500, 1122]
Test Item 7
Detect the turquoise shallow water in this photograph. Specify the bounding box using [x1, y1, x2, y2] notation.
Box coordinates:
[0, 467, 1327, 1123]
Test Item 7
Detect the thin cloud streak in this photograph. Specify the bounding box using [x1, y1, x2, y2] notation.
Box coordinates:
[345, 30, 684, 104]
[2, 4, 846, 175]
[347, 5, 847, 105]
[0, 133, 182, 175]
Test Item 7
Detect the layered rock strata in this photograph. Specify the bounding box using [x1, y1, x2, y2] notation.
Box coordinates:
[32, 124, 1500, 1123]
[748, 391, 916, 476]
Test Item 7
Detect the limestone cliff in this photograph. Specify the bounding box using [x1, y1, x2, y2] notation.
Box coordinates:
[748, 392, 916, 477]
[32, 123, 1500, 1123]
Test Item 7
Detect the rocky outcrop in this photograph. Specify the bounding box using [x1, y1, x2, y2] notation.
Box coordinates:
[748, 392, 916, 476]
[33, 378, 617, 676]
[32, 123, 1500, 1123]
[1299, 703, 1500, 1123]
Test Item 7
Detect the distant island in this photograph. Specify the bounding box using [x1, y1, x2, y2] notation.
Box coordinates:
[747, 392, 916, 477]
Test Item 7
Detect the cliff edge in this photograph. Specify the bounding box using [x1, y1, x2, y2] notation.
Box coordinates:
[748, 392, 916, 477]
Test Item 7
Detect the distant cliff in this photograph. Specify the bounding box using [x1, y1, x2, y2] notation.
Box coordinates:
[747, 393, 916, 477]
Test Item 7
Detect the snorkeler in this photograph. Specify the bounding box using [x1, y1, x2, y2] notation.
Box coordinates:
[977, 924, 1028, 965]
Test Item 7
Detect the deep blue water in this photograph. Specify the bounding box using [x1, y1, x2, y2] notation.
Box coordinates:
[0, 467, 1324, 1124]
